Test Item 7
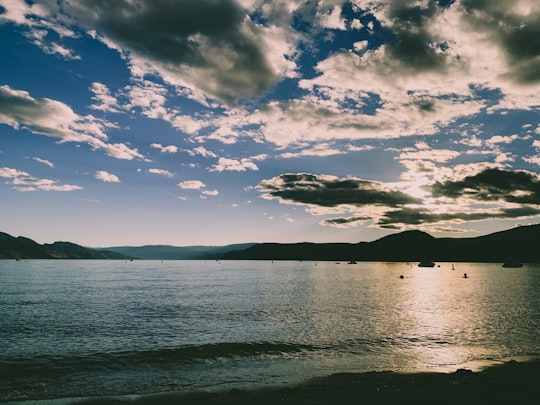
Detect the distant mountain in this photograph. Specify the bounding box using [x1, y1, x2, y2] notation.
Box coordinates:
[3, 224, 540, 262]
[0, 232, 130, 260]
[221, 224, 540, 263]
[102, 243, 255, 260]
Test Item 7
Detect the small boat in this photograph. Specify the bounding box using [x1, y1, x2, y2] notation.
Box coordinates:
[502, 262, 523, 268]
[348, 260, 357, 264]
[418, 260, 435, 267]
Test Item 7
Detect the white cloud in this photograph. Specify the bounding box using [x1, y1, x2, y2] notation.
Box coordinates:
[399, 148, 461, 163]
[0, 166, 81, 192]
[32, 157, 54, 168]
[148, 168, 174, 178]
[187, 146, 218, 158]
[126, 81, 169, 119]
[202, 189, 219, 196]
[94, 170, 120, 183]
[177, 180, 206, 190]
[0, 167, 30, 178]
[524, 155, 540, 166]
[486, 135, 520, 145]
[150, 143, 179, 154]
[210, 157, 259, 172]
[280, 143, 343, 158]
[31, 35, 80, 60]
[89, 82, 122, 113]
[171, 114, 206, 134]
[0, 0, 79, 60]
[316, 5, 346, 30]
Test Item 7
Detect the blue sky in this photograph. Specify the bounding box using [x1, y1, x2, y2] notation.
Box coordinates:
[1, 0, 540, 247]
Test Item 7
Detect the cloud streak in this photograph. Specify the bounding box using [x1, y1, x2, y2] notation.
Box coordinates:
[0, 166, 82, 192]
[0, 85, 143, 160]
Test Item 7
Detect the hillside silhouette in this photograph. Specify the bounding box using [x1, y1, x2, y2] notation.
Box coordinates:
[0, 232, 129, 260]
[221, 224, 540, 263]
[2, 224, 539, 262]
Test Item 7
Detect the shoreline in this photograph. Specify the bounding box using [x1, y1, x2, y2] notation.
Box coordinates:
[10, 357, 540, 405]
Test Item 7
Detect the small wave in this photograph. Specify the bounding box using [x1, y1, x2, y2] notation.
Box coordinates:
[0, 341, 321, 379]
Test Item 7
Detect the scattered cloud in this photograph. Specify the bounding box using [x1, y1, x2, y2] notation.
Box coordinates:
[280, 143, 344, 158]
[186, 146, 218, 158]
[2, 0, 540, 241]
[0, 166, 81, 192]
[94, 170, 120, 183]
[89, 82, 122, 113]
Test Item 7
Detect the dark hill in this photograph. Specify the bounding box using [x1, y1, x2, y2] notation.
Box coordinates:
[221, 224, 540, 263]
[3, 224, 540, 262]
[0, 232, 130, 260]
[220, 242, 364, 261]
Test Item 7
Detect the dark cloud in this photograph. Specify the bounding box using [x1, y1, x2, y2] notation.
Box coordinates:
[461, 0, 540, 83]
[258, 173, 421, 207]
[0, 86, 47, 120]
[431, 168, 540, 204]
[323, 216, 371, 226]
[415, 98, 436, 113]
[60, 0, 277, 102]
[377, 206, 540, 227]
[322, 205, 540, 229]
[260, 169, 540, 230]
[378, 206, 540, 226]
[382, 1, 449, 73]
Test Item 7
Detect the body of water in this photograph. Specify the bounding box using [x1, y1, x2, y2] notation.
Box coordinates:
[1, 260, 539, 402]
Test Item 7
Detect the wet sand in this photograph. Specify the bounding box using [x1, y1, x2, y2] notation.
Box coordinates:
[71, 358, 540, 405]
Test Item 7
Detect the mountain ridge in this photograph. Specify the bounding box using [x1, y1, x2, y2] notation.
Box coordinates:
[2, 224, 540, 261]
[221, 224, 540, 262]
[0, 232, 130, 260]
[101, 243, 255, 260]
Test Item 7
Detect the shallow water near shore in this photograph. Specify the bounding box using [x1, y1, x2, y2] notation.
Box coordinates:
[1, 260, 540, 402]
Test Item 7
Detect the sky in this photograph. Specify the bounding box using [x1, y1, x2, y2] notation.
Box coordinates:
[1, 0, 540, 247]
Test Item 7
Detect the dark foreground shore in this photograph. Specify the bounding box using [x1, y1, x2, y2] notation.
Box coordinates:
[68, 359, 540, 405]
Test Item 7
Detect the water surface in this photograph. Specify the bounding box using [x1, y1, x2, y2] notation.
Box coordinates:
[1, 260, 539, 401]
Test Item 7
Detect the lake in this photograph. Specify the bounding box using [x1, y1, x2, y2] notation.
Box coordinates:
[1, 260, 539, 402]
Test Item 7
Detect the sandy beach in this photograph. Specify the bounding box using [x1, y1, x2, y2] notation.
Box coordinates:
[66, 358, 540, 405]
